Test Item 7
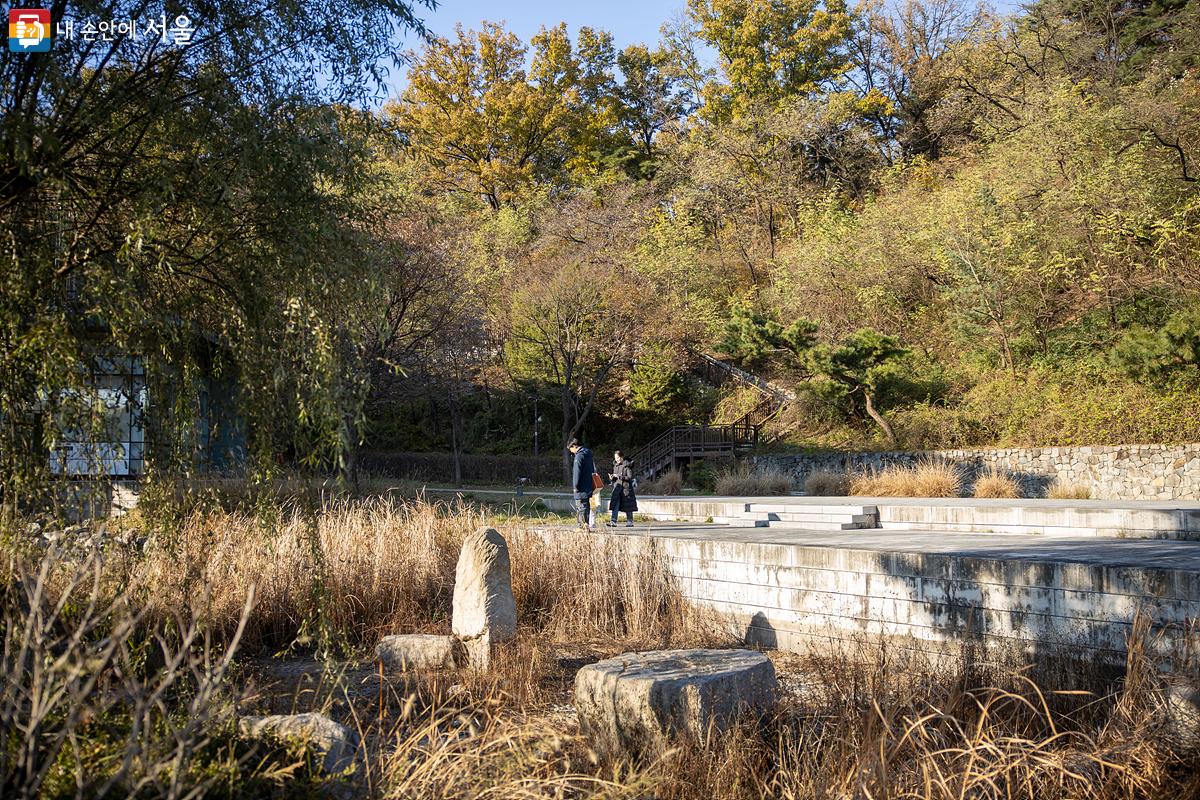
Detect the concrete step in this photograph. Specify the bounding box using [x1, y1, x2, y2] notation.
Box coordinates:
[713, 516, 770, 528]
[766, 520, 874, 530]
[749, 503, 879, 516]
[765, 512, 877, 525]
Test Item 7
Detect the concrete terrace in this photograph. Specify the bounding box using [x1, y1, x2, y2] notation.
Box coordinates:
[496, 493, 1200, 663]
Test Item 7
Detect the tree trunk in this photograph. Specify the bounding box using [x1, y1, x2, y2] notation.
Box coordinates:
[862, 389, 897, 447]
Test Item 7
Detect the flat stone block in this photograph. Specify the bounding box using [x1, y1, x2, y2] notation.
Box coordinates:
[574, 648, 778, 759]
[239, 713, 359, 775]
[376, 634, 459, 671]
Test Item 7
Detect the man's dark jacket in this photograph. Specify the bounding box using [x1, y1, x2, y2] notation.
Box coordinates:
[571, 447, 596, 496]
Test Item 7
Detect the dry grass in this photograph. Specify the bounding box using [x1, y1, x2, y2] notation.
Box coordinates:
[803, 469, 850, 496]
[713, 463, 793, 496]
[130, 498, 711, 653]
[850, 462, 963, 497]
[7, 498, 1200, 799]
[642, 468, 683, 496]
[974, 468, 1022, 498]
[1048, 480, 1092, 499]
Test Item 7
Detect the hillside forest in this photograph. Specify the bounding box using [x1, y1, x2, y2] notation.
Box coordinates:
[3, 0, 1200, 494]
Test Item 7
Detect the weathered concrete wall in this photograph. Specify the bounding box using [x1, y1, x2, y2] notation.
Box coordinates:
[649, 534, 1200, 666]
[753, 444, 1200, 500]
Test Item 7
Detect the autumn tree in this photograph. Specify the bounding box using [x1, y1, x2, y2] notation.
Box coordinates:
[616, 44, 694, 165]
[687, 0, 855, 119]
[502, 188, 651, 479]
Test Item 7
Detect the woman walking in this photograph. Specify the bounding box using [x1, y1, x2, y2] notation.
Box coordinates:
[606, 450, 638, 528]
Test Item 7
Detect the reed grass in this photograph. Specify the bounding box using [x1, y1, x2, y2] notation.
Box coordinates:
[974, 467, 1022, 498]
[1048, 480, 1092, 499]
[850, 462, 963, 497]
[713, 463, 793, 496]
[4, 498, 1197, 799]
[803, 469, 850, 496]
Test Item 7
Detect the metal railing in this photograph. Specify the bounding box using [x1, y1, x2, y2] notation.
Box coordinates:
[630, 396, 780, 480]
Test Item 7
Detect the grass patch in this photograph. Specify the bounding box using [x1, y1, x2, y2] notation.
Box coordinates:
[1048, 480, 1092, 499]
[850, 462, 963, 497]
[804, 469, 850, 496]
[5, 495, 1198, 798]
[642, 468, 684, 496]
[973, 468, 1022, 498]
[713, 462, 793, 495]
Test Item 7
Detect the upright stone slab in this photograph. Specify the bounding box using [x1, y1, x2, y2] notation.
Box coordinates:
[452, 527, 517, 668]
[574, 649, 778, 759]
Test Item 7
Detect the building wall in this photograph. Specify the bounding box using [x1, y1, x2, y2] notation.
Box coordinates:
[753, 444, 1200, 500]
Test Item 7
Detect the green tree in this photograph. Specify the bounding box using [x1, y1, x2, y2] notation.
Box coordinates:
[1, 0, 435, 511]
[616, 44, 694, 166]
[717, 307, 906, 442]
[1111, 307, 1200, 386]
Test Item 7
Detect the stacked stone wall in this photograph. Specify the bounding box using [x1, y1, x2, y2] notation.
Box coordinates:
[752, 443, 1200, 500]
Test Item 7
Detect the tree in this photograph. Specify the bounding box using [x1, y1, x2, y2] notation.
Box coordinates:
[687, 0, 854, 119]
[1111, 307, 1200, 387]
[616, 45, 694, 166]
[390, 22, 634, 208]
[717, 307, 906, 442]
[502, 188, 651, 480]
[1, 0, 435, 509]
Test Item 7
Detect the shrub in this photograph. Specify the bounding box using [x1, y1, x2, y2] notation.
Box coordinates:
[687, 460, 717, 492]
[973, 468, 1021, 498]
[851, 462, 962, 497]
[1047, 480, 1092, 499]
[713, 462, 793, 496]
[804, 469, 850, 496]
[642, 468, 683, 495]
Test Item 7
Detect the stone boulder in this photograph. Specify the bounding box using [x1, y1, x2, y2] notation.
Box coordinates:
[1163, 678, 1200, 753]
[574, 649, 778, 759]
[238, 713, 359, 775]
[376, 634, 460, 671]
[452, 527, 517, 668]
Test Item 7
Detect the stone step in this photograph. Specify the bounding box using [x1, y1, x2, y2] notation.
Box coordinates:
[765, 511, 877, 525]
[764, 519, 873, 530]
[713, 516, 771, 528]
[749, 503, 879, 516]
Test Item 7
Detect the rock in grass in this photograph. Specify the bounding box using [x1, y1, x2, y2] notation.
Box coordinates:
[573, 649, 778, 760]
[1163, 678, 1200, 753]
[451, 527, 517, 648]
[238, 713, 359, 775]
[376, 633, 460, 671]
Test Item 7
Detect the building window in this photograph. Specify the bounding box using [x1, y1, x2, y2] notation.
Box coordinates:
[49, 354, 146, 477]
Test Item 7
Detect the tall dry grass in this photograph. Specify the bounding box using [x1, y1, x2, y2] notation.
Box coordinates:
[642, 468, 684, 496]
[131, 498, 710, 653]
[713, 463, 793, 496]
[1048, 480, 1092, 499]
[974, 468, 1022, 498]
[7, 499, 1199, 799]
[803, 469, 850, 496]
[850, 462, 963, 497]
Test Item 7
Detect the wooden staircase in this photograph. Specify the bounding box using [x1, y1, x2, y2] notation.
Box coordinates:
[630, 395, 782, 480]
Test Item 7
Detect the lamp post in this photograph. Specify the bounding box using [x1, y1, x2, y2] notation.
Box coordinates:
[532, 395, 541, 459]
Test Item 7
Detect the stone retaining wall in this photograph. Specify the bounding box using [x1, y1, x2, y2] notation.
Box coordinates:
[752, 444, 1200, 500]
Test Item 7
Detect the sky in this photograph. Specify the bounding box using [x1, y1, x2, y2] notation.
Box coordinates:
[385, 0, 693, 98]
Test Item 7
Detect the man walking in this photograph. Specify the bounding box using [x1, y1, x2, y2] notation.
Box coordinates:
[567, 438, 596, 529]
